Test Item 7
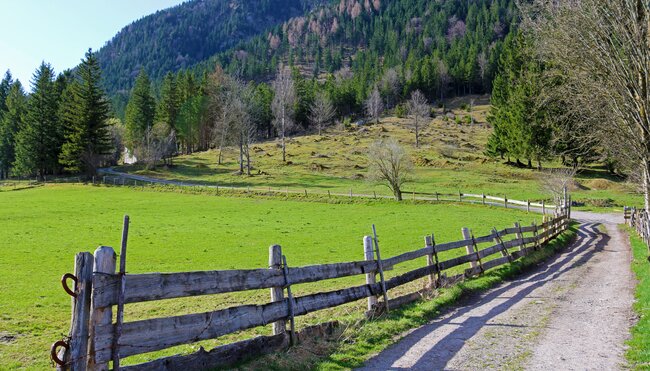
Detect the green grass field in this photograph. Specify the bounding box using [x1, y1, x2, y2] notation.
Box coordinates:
[626, 227, 650, 369]
[115, 98, 642, 212]
[0, 184, 541, 369]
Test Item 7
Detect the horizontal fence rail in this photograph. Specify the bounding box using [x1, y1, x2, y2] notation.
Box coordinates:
[625, 206, 650, 261]
[52, 204, 571, 370]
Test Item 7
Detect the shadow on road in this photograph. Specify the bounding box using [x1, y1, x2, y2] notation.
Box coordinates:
[358, 222, 607, 370]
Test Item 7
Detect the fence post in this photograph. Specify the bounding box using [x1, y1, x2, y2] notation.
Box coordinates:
[55, 252, 93, 371]
[527, 200, 530, 213]
[459, 191, 462, 202]
[88, 246, 116, 370]
[515, 222, 524, 251]
[269, 245, 286, 335]
[482, 193, 485, 205]
[363, 236, 377, 311]
[349, 188, 352, 198]
[425, 235, 435, 287]
[542, 200, 546, 215]
[462, 228, 478, 268]
[504, 196, 508, 209]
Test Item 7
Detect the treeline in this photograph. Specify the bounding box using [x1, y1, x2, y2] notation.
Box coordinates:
[486, 31, 610, 171]
[0, 50, 113, 180]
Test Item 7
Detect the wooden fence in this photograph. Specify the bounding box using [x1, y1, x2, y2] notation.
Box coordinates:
[625, 206, 650, 260]
[51, 205, 570, 370]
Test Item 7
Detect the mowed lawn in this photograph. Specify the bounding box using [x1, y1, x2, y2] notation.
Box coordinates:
[0, 184, 539, 369]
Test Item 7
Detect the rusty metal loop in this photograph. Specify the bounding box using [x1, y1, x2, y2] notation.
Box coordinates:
[61, 273, 78, 298]
[50, 340, 69, 366]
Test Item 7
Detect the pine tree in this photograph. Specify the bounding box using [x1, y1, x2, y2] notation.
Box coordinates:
[125, 69, 155, 150]
[0, 81, 26, 178]
[156, 72, 179, 131]
[0, 70, 13, 114]
[59, 49, 112, 176]
[14, 62, 62, 178]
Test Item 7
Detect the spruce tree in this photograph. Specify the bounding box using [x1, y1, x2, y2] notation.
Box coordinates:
[156, 72, 179, 131]
[125, 69, 155, 150]
[0, 70, 13, 114]
[59, 50, 112, 176]
[14, 62, 62, 178]
[0, 81, 26, 178]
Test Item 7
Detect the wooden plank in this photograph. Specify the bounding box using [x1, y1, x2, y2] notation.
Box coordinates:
[432, 239, 473, 253]
[95, 280, 384, 362]
[382, 246, 433, 269]
[93, 260, 379, 307]
[484, 195, 505, 202]
[473, 232, 498, 245]
[481, 255, 511, 271]
[519, 225, 537, 233]
[121, 334, 289, 371]
[59, 252, 94, 371]
[438, 253, 478, 271]
[477, 244, 503, 259]
[88, 246, 116, 371]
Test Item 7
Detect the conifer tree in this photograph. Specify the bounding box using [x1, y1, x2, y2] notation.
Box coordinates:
[59, 49, 112, 175]
[0, 81, 26, 178]
[0, 70, 13, 114]
[14, 62, 62, 178]
[125, 69, 155, 150]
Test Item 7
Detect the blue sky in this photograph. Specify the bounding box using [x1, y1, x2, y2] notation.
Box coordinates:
[0, 0, 188, 89]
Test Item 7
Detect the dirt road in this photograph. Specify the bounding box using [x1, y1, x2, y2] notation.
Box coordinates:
[358, 212, 635, 370]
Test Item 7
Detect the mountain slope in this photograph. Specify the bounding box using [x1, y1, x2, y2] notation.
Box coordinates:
[96, 0, 326, 96]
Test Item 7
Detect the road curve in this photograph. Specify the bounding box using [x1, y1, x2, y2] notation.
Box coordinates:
[357, 212, 634, 370]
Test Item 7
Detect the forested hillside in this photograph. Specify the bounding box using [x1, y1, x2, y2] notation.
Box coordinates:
[211, 0, 516, 99]
[96, 0, 326, 96]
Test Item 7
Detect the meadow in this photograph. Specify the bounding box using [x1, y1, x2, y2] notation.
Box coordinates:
[116, 96, 643, 211]
[0, 184, 539, 369]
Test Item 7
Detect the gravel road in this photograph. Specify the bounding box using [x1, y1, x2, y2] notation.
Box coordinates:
[358, 211, 635, 370]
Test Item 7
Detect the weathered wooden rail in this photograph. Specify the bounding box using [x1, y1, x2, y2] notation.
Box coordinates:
[52, 208, 570, 370]
[625, 206, 650, 260]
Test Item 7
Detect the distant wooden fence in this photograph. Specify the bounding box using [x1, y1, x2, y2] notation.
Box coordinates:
[625, 206, 650, 260]
[51, 206, 570, 370]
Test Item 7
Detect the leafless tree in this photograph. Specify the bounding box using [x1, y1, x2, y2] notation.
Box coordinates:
[271, 65, 296, 162]
[213, 77, 258, 175]
[407, 90, 429, 148]
[540, 167, 576, 208]
[365, 86, 384, 124]
[367, 138, 413, 201]
[135, 122, 175, 170]
[526, 0, 650, 210]
[380, 67, 401, 108]
[309, 92, 336, 135]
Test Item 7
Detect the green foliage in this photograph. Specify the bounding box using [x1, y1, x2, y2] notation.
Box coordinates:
[125, 69, 155, 147]
[0, 80, 26, 178]
[395, 103, 407, 118]
[14, 62, 62, 178]
[486, 31, 552, 167]
[59, 50, 112, 175]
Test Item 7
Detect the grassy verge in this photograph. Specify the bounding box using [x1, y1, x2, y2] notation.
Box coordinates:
[239, 222, 579, 370]
[625, 226, 650, 369]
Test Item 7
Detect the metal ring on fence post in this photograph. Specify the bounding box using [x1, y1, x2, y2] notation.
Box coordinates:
[61, 273, 78, 298]
[50, 340, 69, 366]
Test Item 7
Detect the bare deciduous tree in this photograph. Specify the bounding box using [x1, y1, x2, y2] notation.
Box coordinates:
[527, 0, 650, 210]
[540, 167, 576, 209]
[135, 122, 175, 170]
[309, 92, 336, 135]
[271, 65, 296, 162]
[367, 138, 413, 201]
[407, 90, 429, 148]
[365, 86, 383, 124]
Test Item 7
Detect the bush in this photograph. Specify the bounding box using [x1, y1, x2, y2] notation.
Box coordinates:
[464, 115, 473, 124]
[459, 103, 469, 110]
[395, 103, 408, 118]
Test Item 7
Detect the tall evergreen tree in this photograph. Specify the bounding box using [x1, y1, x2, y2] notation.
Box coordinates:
[0, 81, 26, 178]
[156, 72, 179, 132]
[0, 70, 13, 114]
[125, 69, 155, 150]
[59, 49, 112, 176]
[14, 62, 62, 178]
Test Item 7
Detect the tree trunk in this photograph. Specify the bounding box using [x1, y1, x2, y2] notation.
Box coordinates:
[415, 119, 420, 148]
[394, 187, 402, 201]
[281, 116, 286, 163]
[642, 160, 650, 212]
[239, 138, 244, 174]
